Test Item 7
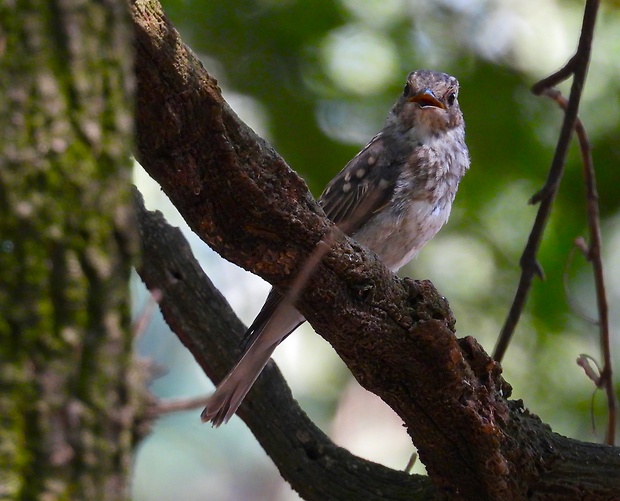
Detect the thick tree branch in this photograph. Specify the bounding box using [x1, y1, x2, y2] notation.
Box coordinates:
[133, 189, 620, 501]
[134, 190, 436, 500]
[130, 0, 620, 498]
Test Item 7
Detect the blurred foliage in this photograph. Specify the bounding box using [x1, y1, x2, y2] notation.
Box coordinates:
[134, 0, 620, 499]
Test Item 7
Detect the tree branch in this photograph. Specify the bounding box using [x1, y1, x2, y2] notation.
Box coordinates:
[133, 190, 434, 500]
[130, 0, 620, 498]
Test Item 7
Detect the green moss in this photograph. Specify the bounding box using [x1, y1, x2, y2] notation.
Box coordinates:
[0, 1, 138, 498]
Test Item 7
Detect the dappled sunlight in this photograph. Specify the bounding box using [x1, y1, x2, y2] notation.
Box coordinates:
[321, 25, 399, 95]
[481, 180, 538, 258]
[331, 380, 422, 473]
[417, 233, 495, 299]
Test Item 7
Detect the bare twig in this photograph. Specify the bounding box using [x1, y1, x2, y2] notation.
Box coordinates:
[404, 452, 418, 474]
[577, 354, 603, 386]
[577, 354, 607, 437]
[543, 90, 615, 445]
[493, 0, 601, 363]
[147, 395, 211, 418]
[563, 239, 598, 325]
[530, 55, 578, 95]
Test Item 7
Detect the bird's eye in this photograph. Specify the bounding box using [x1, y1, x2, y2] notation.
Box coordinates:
[447, 92, 457, 106]
[403, 83, 410, 96]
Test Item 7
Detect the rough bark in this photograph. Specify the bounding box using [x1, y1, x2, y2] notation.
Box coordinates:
[130, 0, 620, 499]
[134, 191, 438, 500]
[134, 191, 620, 501]
[0, 1, 144, 498]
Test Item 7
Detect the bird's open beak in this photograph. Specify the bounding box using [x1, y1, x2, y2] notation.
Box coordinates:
[408, 89, 445, 110]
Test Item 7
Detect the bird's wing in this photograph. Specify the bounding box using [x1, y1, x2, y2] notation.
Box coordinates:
[319, 133, 399, 236]
[237, 135, 398, 371]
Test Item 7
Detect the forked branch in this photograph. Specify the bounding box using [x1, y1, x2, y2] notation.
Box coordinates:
[544, 89, 614, 445]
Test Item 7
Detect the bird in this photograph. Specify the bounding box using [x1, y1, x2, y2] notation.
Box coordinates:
[201, 69, 470, 426]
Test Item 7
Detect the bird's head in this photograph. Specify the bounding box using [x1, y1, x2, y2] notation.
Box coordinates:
[390, 70, 463, 135]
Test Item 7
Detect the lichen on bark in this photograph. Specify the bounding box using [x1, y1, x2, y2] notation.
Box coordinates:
[0, 1, 143, 498]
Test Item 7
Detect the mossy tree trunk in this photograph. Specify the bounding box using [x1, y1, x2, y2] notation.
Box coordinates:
[0, 1, 141, 499]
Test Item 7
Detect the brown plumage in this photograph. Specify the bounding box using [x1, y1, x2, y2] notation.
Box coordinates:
[202, 70, 470, 426]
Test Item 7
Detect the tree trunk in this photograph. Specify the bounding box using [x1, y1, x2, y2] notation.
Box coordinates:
[0, 1, 142, 498]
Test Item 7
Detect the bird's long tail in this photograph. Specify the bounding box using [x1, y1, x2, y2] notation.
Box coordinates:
[201, 302, 304, 426]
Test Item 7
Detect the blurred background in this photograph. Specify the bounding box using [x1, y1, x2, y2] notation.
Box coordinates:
[131, 0, 620, 499]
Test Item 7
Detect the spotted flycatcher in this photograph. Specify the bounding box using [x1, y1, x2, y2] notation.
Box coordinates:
[202, 70, 470, 426]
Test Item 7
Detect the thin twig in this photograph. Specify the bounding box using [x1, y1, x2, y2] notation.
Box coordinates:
[563, 239, 598, 325]
[530, 55, 578, 95]
[404, 452, 418, 474]
[493, 0, 601, 362]
[577, 354, 603, 387]
[543, 90, 615, 445]
[147, 395, 211, 418]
